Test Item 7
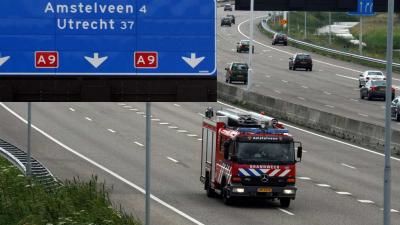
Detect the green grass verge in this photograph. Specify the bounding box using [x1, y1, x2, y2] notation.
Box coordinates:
[0, 156, 140, 225]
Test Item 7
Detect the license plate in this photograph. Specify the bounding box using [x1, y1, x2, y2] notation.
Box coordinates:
[301, 62, 307, 64]
[257, 187, 272, 193]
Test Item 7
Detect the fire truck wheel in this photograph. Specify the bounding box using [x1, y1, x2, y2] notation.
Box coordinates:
[205, 174, 215, 198]
[222, 180, 233, 205]
[280, 198, 291, 208]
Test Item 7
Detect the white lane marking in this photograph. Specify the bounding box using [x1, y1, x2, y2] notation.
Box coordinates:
[279, 58, 283, 61]
[323, 91, 332, 95]
[174, 104, 181, 107]
[350, 98, 360, 102]
[316, 184, 331, 187]
[151, 118, 161, 121]
[358, 113, 369, 117]
[274, 90, 281, 94]
[123, 105, 132, 109]
[198, 113, 205, 117]
[325, 105, 335, 108]
[117, 103, 126, 106]
[282, 80, 288, 83]
[107, 129, 116, 133]
[167, 157, 179, 163]
[265, 75, 271, 78]
[69, 108, 76, 112]
[137, 112, 145, 115]
[168, 126, 178, 129]
[197, 138, 203, 141]
[319, 70, 324, 72]
[358, 200, 374, 204]
[129, 108, 139, 111]
[177, 130, 188, 133]
[297, 96, 305, 101]
[336, 74, 358, 80]
[380, 208, 400, 213]
[0, 103, 205, 225]
[231, 49, 235, 52]
[341, 163, 356, 169]
[301, 85, 308, 89]
[268, 55, 272, 58]
[336, 192, 352, 195]
[217, 100, 400, 162]
[187, 134, 198, 137]
[302, 150, 308, 153]
[159, 122, 169, 125]
[298, 177, 312, 180]
[85, 117, 93, 122]
[278, 208, 295, 216]
[237, 17, 363, 73]
[134, 141, 144, 147]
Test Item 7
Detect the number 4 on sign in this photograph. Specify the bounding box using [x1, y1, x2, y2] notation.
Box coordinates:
[139, 5, 147, 14]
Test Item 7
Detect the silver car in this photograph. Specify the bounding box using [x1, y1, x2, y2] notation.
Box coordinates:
[358, 70, 385, 88]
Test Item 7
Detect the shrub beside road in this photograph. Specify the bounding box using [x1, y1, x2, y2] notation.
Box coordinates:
[0, 156, 140, 225]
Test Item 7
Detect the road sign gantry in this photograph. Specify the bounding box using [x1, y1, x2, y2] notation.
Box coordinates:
[0, 0, 216, 76]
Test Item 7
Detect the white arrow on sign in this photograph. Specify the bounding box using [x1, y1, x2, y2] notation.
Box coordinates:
[84, 53, 108, 68]
[182, 53, 205, 69]
[0, 56, 11, 67]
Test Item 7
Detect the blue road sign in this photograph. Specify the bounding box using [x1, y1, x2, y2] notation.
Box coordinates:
[348, 0, 375, 16]
[0, 0, 216, 76]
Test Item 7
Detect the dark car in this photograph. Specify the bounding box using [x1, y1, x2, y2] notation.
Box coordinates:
[226, 14, 235, 24]
[224, 4, 233, 11]
[289, 53, 312, 71]
[225, 62, 248, 84]
[236, 40, 254, 53]
[360, 80, 395, 101]
[391, 96, 400, 121]
[272, 33, 288, 46]
[221, 17, 232, 27]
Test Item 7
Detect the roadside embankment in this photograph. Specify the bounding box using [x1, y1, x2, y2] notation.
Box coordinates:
[0, 156, 141, 225]
[218, 82, 400, 155]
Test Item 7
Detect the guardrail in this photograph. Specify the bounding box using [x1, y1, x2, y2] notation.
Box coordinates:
[261, 19, 400, 69]
[0, 138, 60, 191]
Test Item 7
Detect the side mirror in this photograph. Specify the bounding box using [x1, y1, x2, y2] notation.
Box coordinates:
[225, 68, 228, 71]
[223, 141, 230, 160]
[297, 146, 303, 162]
[289, 57, 293, 60]
[359, 74, 363, 77]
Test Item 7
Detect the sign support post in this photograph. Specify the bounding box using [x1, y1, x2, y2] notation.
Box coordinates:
[247, 0, 254, 91]
[145, 102, 152, 225]
[27, 102, 32, 177]
[383, 0, 394, 224]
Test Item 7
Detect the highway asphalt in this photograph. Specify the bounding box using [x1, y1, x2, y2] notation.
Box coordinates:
[216, 8, 400, 130]
[0, 101, 399, 225]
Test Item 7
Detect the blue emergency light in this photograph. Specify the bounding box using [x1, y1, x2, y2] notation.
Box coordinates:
[237, 128, 288, 134]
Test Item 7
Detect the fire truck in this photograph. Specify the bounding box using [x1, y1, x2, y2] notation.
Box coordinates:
[200, 107, 303, 207]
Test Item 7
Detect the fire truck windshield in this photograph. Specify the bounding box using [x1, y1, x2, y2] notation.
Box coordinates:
[236, 142, 295, 164]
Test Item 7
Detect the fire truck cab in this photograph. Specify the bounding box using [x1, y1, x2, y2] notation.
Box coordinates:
[200, 108, 303, 207]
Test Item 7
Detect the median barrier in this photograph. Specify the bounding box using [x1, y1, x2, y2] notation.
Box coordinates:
[218, 81, 400, 155]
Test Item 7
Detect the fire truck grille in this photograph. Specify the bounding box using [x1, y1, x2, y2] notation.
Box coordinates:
[241, 177, 287, 187]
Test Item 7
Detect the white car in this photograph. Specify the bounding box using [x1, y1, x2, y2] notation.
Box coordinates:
[359, 70, 385, 88]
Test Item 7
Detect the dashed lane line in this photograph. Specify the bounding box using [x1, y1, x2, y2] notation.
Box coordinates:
[316, 184, 331, 187]
[159, 122, 169, 125]
[325, 105, 335, 108]
[134, 141, 144, 147]
[297, 97, 305, 101]
[278, 208, 295, 216]
[341, 163, 357, 169]
[336, 192, 352, 195]
[298, 177, 312, 180]
[85, 117, 93, 122]
[174, 104, 181, 107]
[167, 157, 179, 163]
[358, 200, 375, 204]
[69, 108, 76, 112]
[168, 126, 179, 129]
[107, 129, 116, 133]
[358, 113, 369, 117]
[336, 74, 358, 80]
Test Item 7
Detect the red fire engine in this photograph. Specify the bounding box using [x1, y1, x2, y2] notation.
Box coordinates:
[200, 107, 303, 207]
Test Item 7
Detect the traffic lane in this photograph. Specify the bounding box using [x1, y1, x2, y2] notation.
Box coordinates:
[0, 103, 191, 225]
[134, 104, 396, 224]
[163, 102, 400, 212]
[2, 102, 397, 225]
[87, 103, 394, 224]
[3, 102, 303, 225]
[216, 15, 400, 130]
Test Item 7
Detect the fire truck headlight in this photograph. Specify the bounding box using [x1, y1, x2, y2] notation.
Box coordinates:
[283, 189, 295, 195]
[233, 188, 245, 193]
